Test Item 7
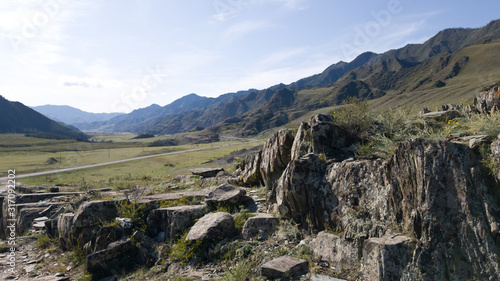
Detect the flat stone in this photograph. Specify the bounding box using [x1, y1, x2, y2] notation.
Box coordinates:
[241, 213, 277, 240]
[189, 168, 225, 178]
[205, 184, 246, 206]
[185, 212, 235, 241]
[261, 255, 308, 279]
[308, 231, 359, 269]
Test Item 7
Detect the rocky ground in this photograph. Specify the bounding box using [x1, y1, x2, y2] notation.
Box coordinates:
[0, 87, 500, 280]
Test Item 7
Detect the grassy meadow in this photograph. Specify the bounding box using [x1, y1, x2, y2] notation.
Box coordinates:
[0, 133, 263, 189]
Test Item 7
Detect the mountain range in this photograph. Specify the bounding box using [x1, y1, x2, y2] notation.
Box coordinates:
[26, 19, 500, 138]
[0, 96, 89, 140]
[31, 105, 124, 127]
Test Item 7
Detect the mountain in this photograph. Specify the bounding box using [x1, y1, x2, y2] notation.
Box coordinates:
[32, 105, 124, 127]
[0, 96, 89, 140]
[77, 19, 500, 137]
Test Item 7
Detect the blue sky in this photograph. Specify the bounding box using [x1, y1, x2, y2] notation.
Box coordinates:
[0, 0, 498, 113]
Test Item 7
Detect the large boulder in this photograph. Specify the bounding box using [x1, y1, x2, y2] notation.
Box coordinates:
[260, 256, 309, 279]
[474, 86, 500, 114]
[185, 212, 236, 241]
[146, 204, 209, 242]
[360, 233, 415, 281]
[308, 231, 359, 270]
[270, 153, 337, 231]
[241, 213, 278, 240]
[205, 184, 247, 207]
[72, 201, 119, 247]
[85, 238, 139, 280]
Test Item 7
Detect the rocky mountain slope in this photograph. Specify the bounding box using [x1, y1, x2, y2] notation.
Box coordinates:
[0, 96, 89, 140]
[76, 19, 500, 137]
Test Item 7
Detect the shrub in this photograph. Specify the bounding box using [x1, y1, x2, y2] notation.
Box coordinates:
[332, 97, 373, 141]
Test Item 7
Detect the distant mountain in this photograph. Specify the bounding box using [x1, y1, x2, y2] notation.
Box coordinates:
[0, 96, 89, 140]
[77, 19, 500, 137]
[32, 105, 124, 127]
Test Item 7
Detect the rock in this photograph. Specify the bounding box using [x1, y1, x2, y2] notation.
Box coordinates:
[49, 187, 60, 193]
[147, 205, 209, 242]
[259, 129, 295, 193]
[57, 213, 75, 251]
[308, 231, 359, 270]
[189, 168, 225, 178]
[72, 200, 119, 246]
[205, 184, 246, 207]
[271, 153, 336, 231]
[186, 212, 236, 241]
[85, 238, 138, 280]
[360, 233, 415, 281]
[89, 226, 126, 253]
[421, 110, 462, 121]
[474, 86, 500, 114]
[73, 201, 118, 229]
[260, 256, 308, 279]
[45, 218, 58, 238]
[131, 230, 156, 250]
[307, 275, 347, 281]
[239, 152, 263, 186]
[458, 134, 491, 149]
[291, 115, 351, 161]
[241, 213, 278, 240]
[115, 217, 132, 229]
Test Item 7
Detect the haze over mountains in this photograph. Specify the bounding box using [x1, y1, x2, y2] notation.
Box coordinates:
[32, 105, 124, 127]
[9, 19, 500, 139]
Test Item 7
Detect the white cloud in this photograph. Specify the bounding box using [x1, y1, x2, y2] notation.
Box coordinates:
[61, 76, 123, 88]
[224, 20, 270, 37]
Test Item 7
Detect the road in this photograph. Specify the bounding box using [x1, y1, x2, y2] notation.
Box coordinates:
[0, 141, 252, 183]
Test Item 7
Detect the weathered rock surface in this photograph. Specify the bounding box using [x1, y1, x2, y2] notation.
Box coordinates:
[205, 184, 246, 206]
[474, 86, 500, 114]
[239, 151, 263, 186]
[291, 114, 351, 161]
[85, 238, 138, 280]
[260, 255, 308, 279]
[185, 212, 236, 241]
[86, 226, 127, 254]
[360, 233, 415, 281]
[241, 213, 278, 240]
[57, 213, 75, 251]
[189, 168, 225, 178]
[259, 129, 295, 192]
[271, 153, 336, 231]
[325, 139, 500, 280]
[72, 201, 118, 229]
[146, 204, 209, 242]
[308, 231, 359, 270]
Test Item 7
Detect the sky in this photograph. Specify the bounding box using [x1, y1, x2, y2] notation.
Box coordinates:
[0, 0, 499, 113]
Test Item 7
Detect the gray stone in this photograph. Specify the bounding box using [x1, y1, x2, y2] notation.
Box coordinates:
[85, 238, 138, 280]
[57, 213, 75, 250]
[360, 233, 415, 281]
[259, 129, 295, 192]
[241, 213, 278, 240]
[186, 212, 236, 241]
[146, 204, 209, 242]
[205, 184, 246, 206]
[189, 168, 225, 178]
[261, 255, 308, 279]
[72, 201, 118, 229]
[308, 231, 359, 269]
[239, 152, 263, 186]
[421, 110, 462, 121]
[115, 217, 132, 229]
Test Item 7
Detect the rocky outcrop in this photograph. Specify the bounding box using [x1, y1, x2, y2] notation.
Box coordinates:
[474, 85, 500, 114]
[72, 201, 119, 247]
[205, 184, 247, 207]
[259, 129, 295, 193]
[57, 213, 75, 251]
[239, 152, 263, 186]
[271, 153, 336, 231]
[291, 115, 351, 161]
[260, 256, 308, 280]
[185, 212, 236, 241]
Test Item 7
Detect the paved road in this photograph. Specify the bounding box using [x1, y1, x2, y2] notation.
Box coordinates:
[0, 141, 252, 183]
